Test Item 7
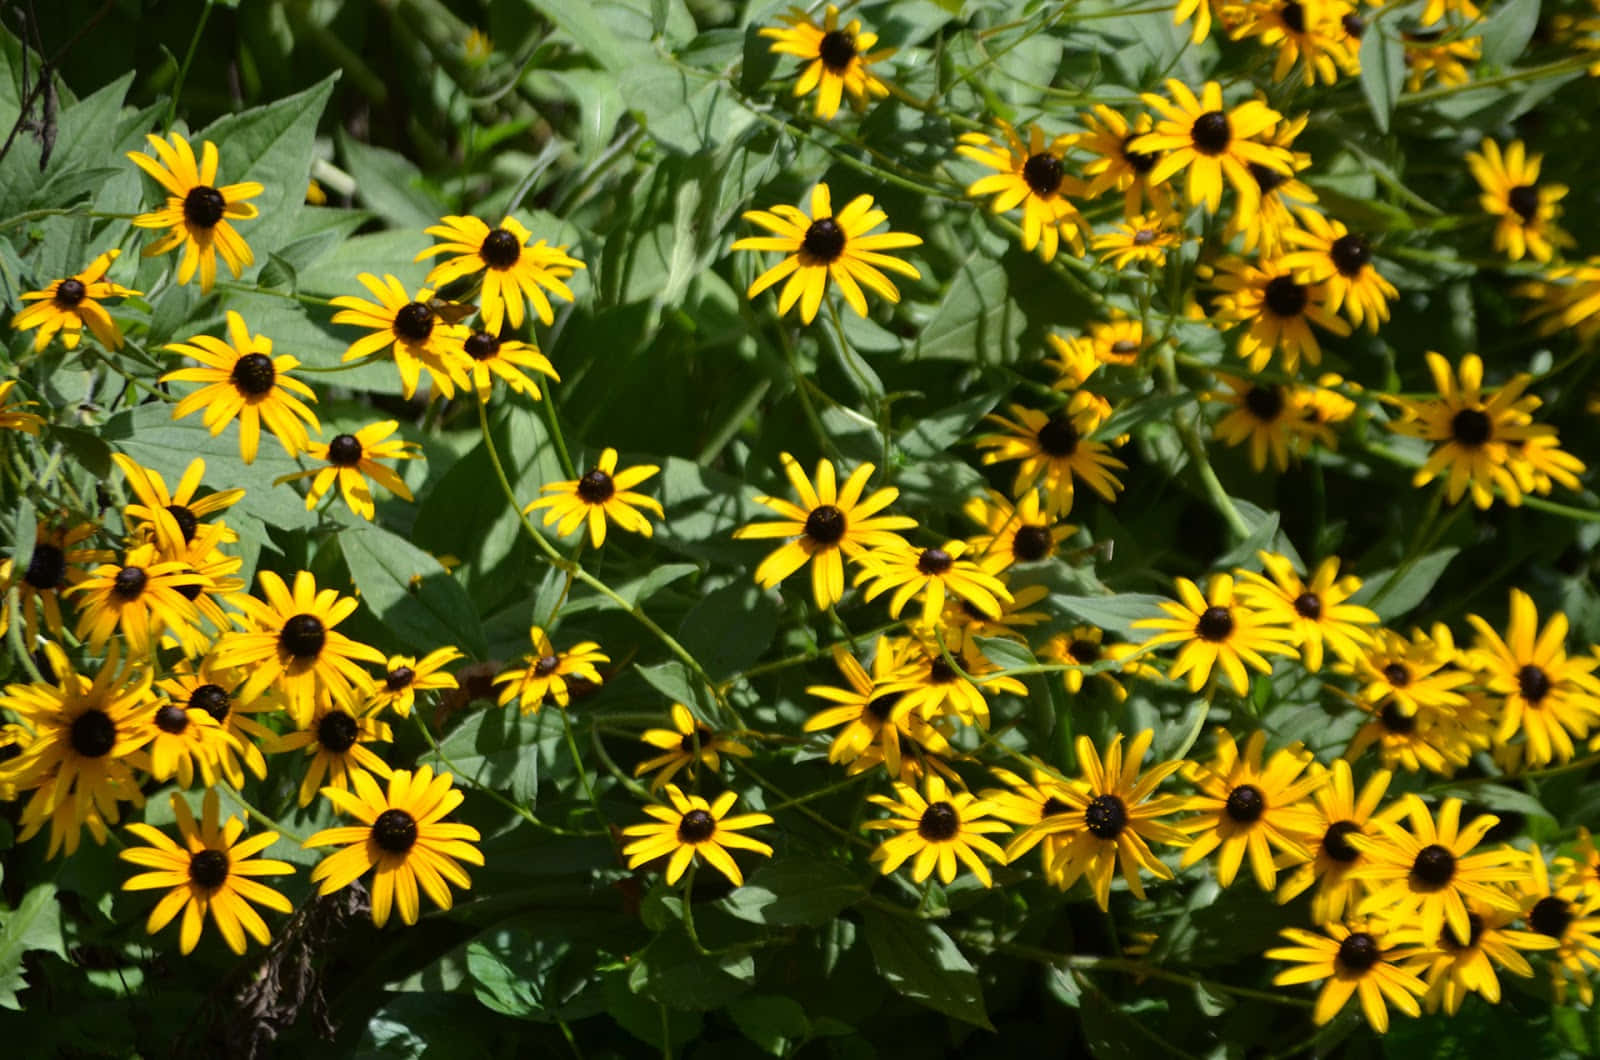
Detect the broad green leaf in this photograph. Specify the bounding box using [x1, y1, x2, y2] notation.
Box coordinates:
[1053, 592, 1172, 640]
[621, 51, 756, 156]
[860, 908, 991, 1029]
[627, 926, 755, 1010]
[1358, 24, 1404, 133]
[914, 254, 1024, 363]
[728, 995, 810, 1056]
[1349, 548, 1458, 621]
[419, 705, 554, 805]
[0, 883, 66, 1009]
[677, 581, 778, 680]
[337, 130, 446, 230]
[720, 858, 865, 926]
[525, 0, 642, 72]
[342, 523, 487, 659]
[899, 389, 1005, 461]
[1480, 0, 1540, 66]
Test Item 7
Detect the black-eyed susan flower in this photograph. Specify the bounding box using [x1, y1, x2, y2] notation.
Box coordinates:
[960, 489, 1075, 573]
[1004, 731, 1188, 909]
[1173, 0, 1220, 43]
[1231, 0, 1358, 85]
[2, 644, 152, 858]
[854, 539, 1012, 628]
[133, 691, 243, 790]
[1134, 574, 1297, 695]
[759, 4, 893, 120]
[634, 703, 753, 793]
[368, 648, 462, 718]
[731, 183, 922, 324]
[69, 542, 209, 657]
[1043, 334, 1109, 417]
[1341, 624, 1471, 719]
[1348, 796, 1525, 944]
[458, 329, 559, 403]
[1229, 114, 1317, 257]
[271, 694, 394, 807]
[956, 120, 1089, 262]
[1266, 920, 1425, 1034]
[127, 132, 261, 292]
[621, 785, 773, 887]
[1131, 80, 1292, 217]
[1209, 374, 1335, 472]
[1343, 692, 1478, 777]
[1508, 433, 1586, 499]
[1466, 589, 1600, 768]
[154, 656, 272, 789]
[1524, 256, 1600, 345]
[1091, 209, 1185, 271]
[1038, 626, 1149, 702]
[1386, 352, 1547, 509]
[1177, 729, 1323, 890]
[1466, 139, 1570, 264]
[0, 723, 34, 800]
[120, 790, 294, 955]
[162, 310, 321, 465]
[1085, 314, 1146, 367]
[493, 625, 608, 715]
[1276, 760, 1399, 924]
[1391, 901, 1556, 1014]
[803, 639, 941, 779]
[113, 454, 243, 556]
[524, 447, 662, 548]
[866, 775, 1010, 887]
[154, 520, 243, 638]
[894, 636, 1028, 731]
[275, 421, 420, 522]
[12, 249, 139, 351]
[1236, 552, 1378, 672]
[1210, 255, 1352, 374]
[330, 274, 471, 401]
[212, 570, 384, 723]
[415, 216, 583, 333]
[1280, 212, 1397, 333]
[733, 453, 914, 611]
[942, 583, 1050, 653]
[0, 520, 107, 644]
[1403, 28, 1481, 91]
[1515, 850, 1600, 1005]
[0, 379, 44, 435]
[305, 766, 484, 927]
[975, 404, 1126, 517]
[982, 765, 1081, 887]
[1077, 106, 1171, 218]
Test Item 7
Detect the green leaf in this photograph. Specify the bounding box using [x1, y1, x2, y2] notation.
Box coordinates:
[1349, 548, 1458, 621]
[914, 254, 1022, 363]
[525, 0, 641, 72]
[720, 858, 865, 926]
[419, 704, 555, 805]
[0, 883, 66, 1009]
[342, 523, 487, 659]
[1052, 593, 1171, 640]
[677, 581, 778, 680]
[622, 54, 757, 156]
[337, 130, 446, 230]
[1480, 0, 1540, 66]
[10, 496, 35, 576]
[728, 995, 810, 1055]
[899, 390, 1005, 461]
[860, 909, 991, 1029]
[627, 926, 755, 1010]
[1358, 24, 1405, 133]
[636, 660, 716, 719]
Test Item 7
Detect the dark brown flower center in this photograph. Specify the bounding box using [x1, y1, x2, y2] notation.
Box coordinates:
[327, 434, 363, 467]
[917, 548, 954, 575]
[279, 613, 327, 660]
[804, 504, 847, 545]
[1041, 796, 1070, 816]
[1244, 384, 1284, 421]
[1336, 931, 1381, 972]
[231, 353, 277, 397]
[317, 709, 359, 753]
[154, 703, 190, 734]
[188, 849, 229, 889]
[865, 690, 902, 722]
[1132, 228, 1157, 246]
[464, 331, 501, 361]
[1068, 638, 1101, 664]
[1379, 700, 1416, 733]
[23, 543, 66, 590]
[54, 277, 87, 307]
[1224, 783, 1265, 823]
[927, 658, 958, 684]
[1329, 234, 1371, 276]
[394, 302, 435, 341]
[385, 666, 416, 692]
[182, 186, 227, 228]
[1111, 339, 1140, 356]
[917, 801, 960, 841]
[1022, 152, 1065, 197]
[1084, 794, 1128, 839]
[1382, 662, 1411, 688]
[70, 709, 116, 758]
[1410, 843, 1456, 889]
[480, 228, 522, 269]
[1531, 896, 1573, 939]
[1249, 162, 1289, 194]
[1280, 0, 1305, 33]
[1442, 912, 1484, 952]
[1293, 592, 1322, 619]
[1322, 820, 1363, 862]
[801, 217, 847, 262]
[1196, 606, 1234, 642]
[165, 504, 199, 543]
[373, 808, 419, 853]
[190, 683, 231, 722]
[678, 725, 714, 752]
[1191, 111, 1231, 155]
[577, 468, 615, 503]
[678, 808, 717, 842]
[112, 566, 147, 599]
[1507, 185, 1541, 223]
[534, 655, 562, 676]
[1450, 409, 1492, 447]
[1263, 276, 1309, 318]
[1037, 414, 1079, 457]
[1342, 12, 1365, 37]
[817, 30, 857, 71]
[1013, 525, 1053, 562]
[1518, 664, 1552, 703]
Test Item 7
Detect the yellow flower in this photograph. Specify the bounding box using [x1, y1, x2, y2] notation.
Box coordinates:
[802, 638, 942, 779]
[732, 183, 922, 324]
[1403, 29, 1480, 92]
[493, 625, 608, 715]
[866, 775, 1010, 887]
[1514, 849, 1600, 1005]
[621, 785, 773, 886]
[634, 703, 753, 793]
[154, 655, 274, 789]
[113, 454, 243, 557]
[1178, 729, 1323, 890]
[1275, 760, 1400, 924]
[853, 539, 1012, 628]
[1134, 574, 1297, 695]
[1340, 624, 1472, 719]
[330, 274, 471, 401]
[1230, 0, 1358, 85]
[1038, 626, 1149, 703]
[415, 215, 583, 333]
[304, 766, 484, 927]
[1131, 80, 1292, 218]
[0, 379, 44, 435]
[275, 421, 420, 521]
[458, 329, 559, 403]
[1280, 210, 1398, 333]
[1235, 551, 1378, 672]
[0, 520, 107, 645]
[133, 690, 245, 790]
[759, 4, 893, 120]
[12, 249, 139, 351]
[733, 453, 914, 611]
[524, 447, 662, 548]
[120, 790, 294, 955]
[1266, 920, 1425, 1033]
[1466, 138, 1572, 264]
[1209, 374, 1337, 472]
[127, 132, 261, 292]
[1210, 255, 1352, 374]
[893, 636, 1027, 731]
[368, 648, 463, 718]
[1091, 210, 1185, 271]
[161, 310, 321, 464]
[1227, 114, 1317, 257]
[1391, 900, 1556, 1014]
[956, 120, 1089, 262]
[1076, 105, 1172, 218]
[271, 694, 394, 807]
[68, 542, 209, 657]
[975, 404, 1126, 517]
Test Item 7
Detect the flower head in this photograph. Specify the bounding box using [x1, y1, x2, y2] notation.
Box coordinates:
[68, 542, 209, 657]
[975, 404, 1126, 517]
[275, 421, 420, 521]
[524, 448, 662, 548]
[270, 693, 394, 807]
[621, 785, 773, 886]
[457, 329, 559, 403]
[1266, 920, 1425, 1033]
[760, 5, 894, 119]
[866, 775, 1010, 887]
[957, 120, 1089, 262]
[493, 626, 608, 714]
[1131, 80, 1293, 218]
[634, 703, 753, 793]
[1466, 139, 1569, 263]
[1235, 552, 1378, 672]
[1134, 574, 1297, 694]
[12, 249, 140, 351]
[368, 648, 462, 719]
[1177, 729, 1323, 890]
[1210, 255, 1352, 374]
[853, 539, 1012, 628]
[415, 215, 583, 333]
[330, 274, 471, 400]
[127, 132, 261, 291]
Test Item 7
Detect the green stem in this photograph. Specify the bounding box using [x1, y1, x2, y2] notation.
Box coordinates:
[221, 784, 307, 846]
[1156, 347, 1250, 540]
[561, 708, 612, 837]
[165, 0, 215, 130]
